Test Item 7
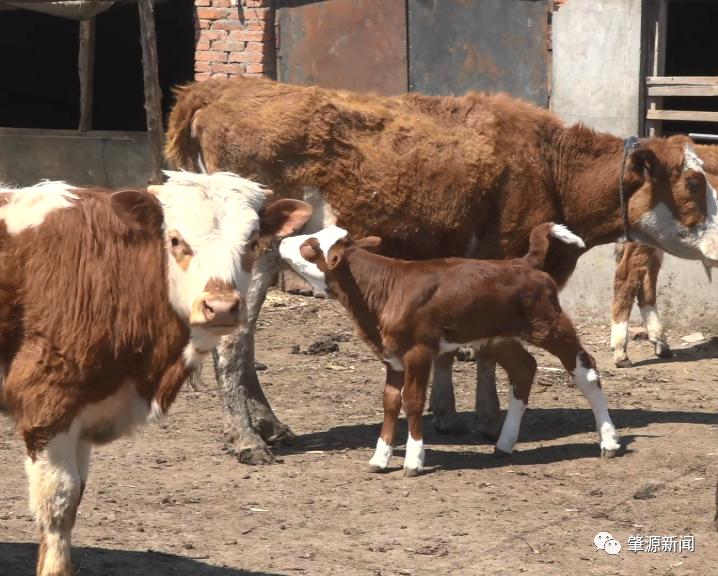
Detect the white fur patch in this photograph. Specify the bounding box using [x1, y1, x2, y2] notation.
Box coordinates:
[383, 356, 404, 372]
[550, 223, 586, 248]
[403, 434, 425, 474]
[610, 321, 628, 351]
[302, 186, 338, 230]
[639, 305, 663, 342]
[369, 438, 393, 470]
[278, 225, 349, 295]
[495, 390, 526, 454]
[0, 181, 78, 234]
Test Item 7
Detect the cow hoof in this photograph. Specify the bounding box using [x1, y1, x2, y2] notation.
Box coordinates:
[493, 446, 512, 458]
[655, 343, 673, 359]
[266, 425, 297, 447]
[432, 415, 470, 435]
[601, 447, 619, 459]
[614, 357, 633, 368]
[403, 467, 421, 477]
[236, 444, 276, 465]
[368, 464, 389, 474]
[478, 424, 501, 442]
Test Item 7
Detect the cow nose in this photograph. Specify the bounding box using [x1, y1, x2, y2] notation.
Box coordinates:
[202, 292, 243, 326]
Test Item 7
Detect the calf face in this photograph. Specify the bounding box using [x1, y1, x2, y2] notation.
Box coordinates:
[627, 137, 718, 265]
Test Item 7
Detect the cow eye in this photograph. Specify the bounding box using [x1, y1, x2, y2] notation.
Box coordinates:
[170, 237, 180, 247]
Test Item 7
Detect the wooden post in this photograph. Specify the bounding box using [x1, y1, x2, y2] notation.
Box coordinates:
[137, 0, 164, 184]
[78, 17, 96, 132]
[645, 0, 668, 137]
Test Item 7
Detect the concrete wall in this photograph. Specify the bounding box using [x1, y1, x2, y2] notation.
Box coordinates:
[0, 129, 153, 188]
[551, 0, 718, 331]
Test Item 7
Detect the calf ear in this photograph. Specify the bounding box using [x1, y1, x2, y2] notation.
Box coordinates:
[355, 236, 382, 252]
[628, 147, 659, 183]
[260, 199, 313, 239]
[111, 190, 163, 234]
[299, 237, 324, 264]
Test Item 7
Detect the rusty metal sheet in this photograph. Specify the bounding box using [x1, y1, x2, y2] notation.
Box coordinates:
[408, 0, 549, 105]
[276, 0, 408, 95]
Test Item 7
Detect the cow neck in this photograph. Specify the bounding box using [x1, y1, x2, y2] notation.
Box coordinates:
[551, 126, 633, 248]
[330, 248, 396, 357]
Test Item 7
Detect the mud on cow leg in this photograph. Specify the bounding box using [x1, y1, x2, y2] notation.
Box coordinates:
[475, 349, 502, 440]
[214, 247, 295, 465]
[429, 353, 468, 434]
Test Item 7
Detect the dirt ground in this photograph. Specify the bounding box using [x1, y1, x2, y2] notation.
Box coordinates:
[1, 290, 717, 576]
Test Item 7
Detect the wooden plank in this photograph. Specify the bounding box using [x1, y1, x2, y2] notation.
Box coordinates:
[647, 76, 718, 85]
[137, 0, 163, 184]
[78, 17, 96, 132]
[647, 85, 718, 96]
[646, 109, 718, 122]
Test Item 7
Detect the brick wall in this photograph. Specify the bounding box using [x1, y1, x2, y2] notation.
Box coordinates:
[194, 0, 275, 80]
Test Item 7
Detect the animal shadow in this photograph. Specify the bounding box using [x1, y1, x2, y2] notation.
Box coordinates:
[0, 542, 282, 576]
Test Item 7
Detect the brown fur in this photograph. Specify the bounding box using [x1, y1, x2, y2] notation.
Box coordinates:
[1, 189, 189, 456]
[166, 76, 710, 286]
[299, 224, 596, 465]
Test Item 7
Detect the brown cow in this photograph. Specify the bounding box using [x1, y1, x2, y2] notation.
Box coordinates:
[278, 223, 619, 475]
[0, 172, 311, 576]
[610, 146, 718, 367]
[165, 75, 718, 460]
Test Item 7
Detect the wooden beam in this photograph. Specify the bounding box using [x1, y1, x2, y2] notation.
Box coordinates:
[78, 17, 95, 132]
[646, 110, 718, 122]
[137, 0, 163, 184]
[647, 85, 718, 97]
[646, 76, 718, 85]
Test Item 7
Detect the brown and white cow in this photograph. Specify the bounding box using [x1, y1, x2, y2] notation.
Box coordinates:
[0, 172, 311, 576]
[610, 146, 718, 367]
[165, 75, 718, 460]
[279, 223, 619, 474]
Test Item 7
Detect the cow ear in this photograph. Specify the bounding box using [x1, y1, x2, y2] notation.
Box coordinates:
[260, 199, 313, 239]
[355, 236, 382, 252]
[111, 190, 163, 233]
[629, 147, 659, 183]
[300, 237, 324, 264]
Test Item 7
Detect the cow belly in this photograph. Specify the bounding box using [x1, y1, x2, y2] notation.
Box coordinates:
[77, 381, 153, 444]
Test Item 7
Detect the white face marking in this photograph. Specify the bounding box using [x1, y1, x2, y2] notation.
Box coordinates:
[636, 145, 718, 264]
[160, 171, 267, 313]
[609, 321, 628, 352]
[403, 433, 425, 474]
[278, 225, 349, 295]
[495, 388, 526, 454]
[0, 181, 78, 234]
[572, 354, 621, 454]
[368, 437, 393, 470]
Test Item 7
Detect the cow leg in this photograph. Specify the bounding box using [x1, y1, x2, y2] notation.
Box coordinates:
[475, 348, 502, 440]
[214, 246, 294, 464]
[429, 353, 468, 434]
[534, 313, 621, 458]
[611, 244, 643, 368]
[26, 429, 83, 576]
[402, 346, 433, 476]
[369, 368, 403, 472]
[638, 256, 672, 359]
[492, 341, 537, 456]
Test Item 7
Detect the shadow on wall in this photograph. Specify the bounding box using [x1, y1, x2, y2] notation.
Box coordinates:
[0, 543, 283, 576]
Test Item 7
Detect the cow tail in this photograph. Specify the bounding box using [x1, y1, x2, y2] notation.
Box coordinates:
[524, 223, 586, 270]
[164, 84, 213, 172]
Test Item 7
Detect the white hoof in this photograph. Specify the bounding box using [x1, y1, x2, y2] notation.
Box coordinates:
[368, 438, 393, 471]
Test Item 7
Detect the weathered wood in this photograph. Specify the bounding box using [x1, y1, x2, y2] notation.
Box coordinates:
[646, 110, 718, 122]
[78, 17, 96, 132]
[647, 85, 718, 97]
[647, 76, 718, 85]
[644, 0, 667, 137]
[137, 0, 163, 184]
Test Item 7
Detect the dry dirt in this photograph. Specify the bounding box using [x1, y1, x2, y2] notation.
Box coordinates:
[1, 290, 717, 576]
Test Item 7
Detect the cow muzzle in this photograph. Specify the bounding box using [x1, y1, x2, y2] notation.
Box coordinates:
[190, 279, 245, 331]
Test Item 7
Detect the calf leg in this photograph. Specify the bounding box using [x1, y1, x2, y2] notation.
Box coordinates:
[491, 341, 537, 456]
[611, 244, 645, 367]
[475, 349, 502, 440]
[533, 313, 621, 458]
[429, 353, 467, 434]
[637, 253, 671, 359]
[214, 247, 294, 465]
[26, 429, 83, 576]
[402, 346, 433, 476]
[369, 368, 403, 471]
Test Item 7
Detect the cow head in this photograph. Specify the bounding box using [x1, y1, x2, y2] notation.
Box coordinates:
[624, 136, 718, 265]
[113, 171, 312, 353]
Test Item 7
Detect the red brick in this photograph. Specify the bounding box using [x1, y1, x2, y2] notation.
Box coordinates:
[244, 41, 266, 54]
[244, 62, 274, 75]
[196, 8, 232, 20]
[194, 61, 211, 72]
[211, 72, 229, 78]
[211, 0, 235, 7]
[195, 72, 211, 81]
[229, 51, 272, 63]
[195, 50, 228, 62]
[195, 40, 211, 51]
[194, 0, 211, 6]
[210, 62, 246, 75]
[244, 0, 272, 7]
[211, 40, 245, 52]
[196, 29, 227, 42]
[242, 7, 273, 20]
[211, 19, 245, 31]
[227, 29, 271, 42]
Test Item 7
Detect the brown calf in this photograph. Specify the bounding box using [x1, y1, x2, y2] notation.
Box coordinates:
[279, 223, 620, 475]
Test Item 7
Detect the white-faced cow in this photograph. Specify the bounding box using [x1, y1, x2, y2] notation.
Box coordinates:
[279, 223, 619, 475]
[0, 171, 311, 576]
[165, 76, 718, 461]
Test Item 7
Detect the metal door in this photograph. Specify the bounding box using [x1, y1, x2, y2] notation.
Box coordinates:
[276, 0, 408, 95]
[407, 0, 549, 104]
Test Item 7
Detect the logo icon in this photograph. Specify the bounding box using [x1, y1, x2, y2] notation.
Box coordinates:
[594, 532, 622, 555]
